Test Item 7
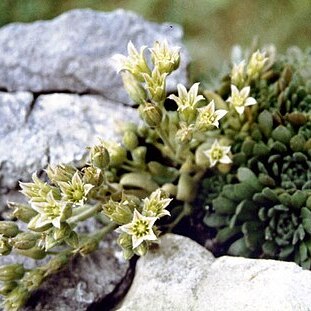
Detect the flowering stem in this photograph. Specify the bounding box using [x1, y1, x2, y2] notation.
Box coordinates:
[91, 222, 118, 242]
[68, 203, 102, 224]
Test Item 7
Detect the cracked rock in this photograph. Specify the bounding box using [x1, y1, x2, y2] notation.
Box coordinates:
[0, 92, 139, 191]
[119, 234, 311, 311]
[0, 9, 189, 105]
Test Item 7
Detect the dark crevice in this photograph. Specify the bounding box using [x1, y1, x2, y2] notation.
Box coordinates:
[87, 257, 138, 311]
[0, 87, 133, 108]
[24, 92, 39, 123]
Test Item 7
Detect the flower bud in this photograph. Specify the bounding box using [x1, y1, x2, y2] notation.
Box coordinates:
[20, 269, 45, 291]
[53, 223, 72, 241]
[0, 264, 25, 282]
[78, 238, 98, 256]
[2, 286, 29, 311]
[8, 202, 37, 223]
[140, 103, 163, 128]
[90, 144, 110, 170]
[121, 71, 147, 105]
[65, 232, 79, 249]
[134, 242, 148, 256]
[131, 146, 147, 165]
[46, 164, 76, 184]
[0, 281, 17, 296]
[16, 247, 46, 260]
[105, 142, 127, 167]
[0, 237, 12, 256]
[45, 253, 69, 275]
[123, 131, 139, 151]
[0, 221, 19, 238]
[12, 232, 38, 250]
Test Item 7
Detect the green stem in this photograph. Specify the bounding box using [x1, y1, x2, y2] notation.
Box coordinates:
[156, 127, 176, 156]
[91, 222, 118, 242]
[68, 203, 102, 224]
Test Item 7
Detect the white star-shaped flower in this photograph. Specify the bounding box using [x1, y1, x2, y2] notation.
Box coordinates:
[226, 85, 257, 115]
[143, 189, 172, 218]
[112, 41, 150, 81]
[168, 83, 204, 111]
[149, 39, 180, 74]
[118, 209, 158, 249]
[204, 140, 232, 167]
[247, 50, 269, 78]
[196, 100, 227, 130]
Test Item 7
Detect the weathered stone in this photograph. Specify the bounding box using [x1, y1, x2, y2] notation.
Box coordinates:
[0, 92, 139, 190]
[0, 9, 189, 105]
[119, 234, 311, 310]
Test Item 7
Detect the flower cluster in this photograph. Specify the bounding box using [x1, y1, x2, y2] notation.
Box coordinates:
[103, 189, 172, 258]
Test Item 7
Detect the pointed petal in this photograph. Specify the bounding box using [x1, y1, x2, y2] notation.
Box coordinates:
[220, 155, 232, 164]
[214, 109, 228, 120]
[231, 84, 239, 95]
[240, 86, 250, 98]
[235, 106, 245, 115]
[245, 97, 257, 106]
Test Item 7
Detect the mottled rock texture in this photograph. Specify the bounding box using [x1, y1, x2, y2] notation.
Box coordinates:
[0, 9, 189, 105]
[120, 234, 311, 311]
[0, 92, 139, 190]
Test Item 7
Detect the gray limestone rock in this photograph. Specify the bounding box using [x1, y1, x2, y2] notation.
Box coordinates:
[0, 9, 189, 105]
[0, 92, 139, 190]
[119, 234, 311, 311]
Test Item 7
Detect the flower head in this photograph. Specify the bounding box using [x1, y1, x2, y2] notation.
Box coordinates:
[58, 171, 93, 206]
[28, 191, 72, 230]
[168, 83, 204, 111]
[142, 189, 172, 218]
[196, 100, 227, 130]
[112, 41, 151, 81]
[227, 85, 257, 115]
[118, 209, 157, 249]
[149, 39, 180, 74]
[247, 50, 269, 78]
[204, 140, 232, 167]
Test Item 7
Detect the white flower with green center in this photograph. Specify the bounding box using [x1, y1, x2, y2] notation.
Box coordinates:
[118, 209, 157, 249]
[204, 140, 232, 167]
[149, 39, 180, 74]
[168, 83, 204, 111]
[231, 60, 245, 86]
[28, 191, 72, 229]
[142, 189, 172, 218]
[226, 85, 257, 115]
[112, 41, 151, 82]
[58, 171, 93, 206]
[196, 100, 227, 130]
[247, 50, 268, 78]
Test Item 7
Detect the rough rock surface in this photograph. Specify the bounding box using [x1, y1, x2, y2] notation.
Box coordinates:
[119, 234, 311, 311]
[0, 92, 139, 190]
[0, 9, 189, 105]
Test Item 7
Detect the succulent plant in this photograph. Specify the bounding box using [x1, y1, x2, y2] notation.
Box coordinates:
[201, 47, 311, 268]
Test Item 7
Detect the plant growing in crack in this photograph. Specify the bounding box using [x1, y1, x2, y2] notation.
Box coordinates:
[0, 40, 231, 311]
[0, 39, 309, 311]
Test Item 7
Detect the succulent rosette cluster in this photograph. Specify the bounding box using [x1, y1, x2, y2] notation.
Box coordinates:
[201, 47, 311, 268]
